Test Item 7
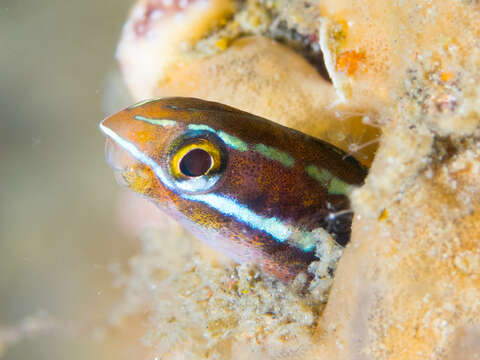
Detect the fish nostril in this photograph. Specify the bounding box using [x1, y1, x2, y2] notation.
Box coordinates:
[179, 148, 212, 177]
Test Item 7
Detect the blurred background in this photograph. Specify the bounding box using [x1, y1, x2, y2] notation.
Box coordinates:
[0, 1, 140, 358]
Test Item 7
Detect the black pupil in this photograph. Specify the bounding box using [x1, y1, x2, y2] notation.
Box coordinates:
[179, 148, 212, 177]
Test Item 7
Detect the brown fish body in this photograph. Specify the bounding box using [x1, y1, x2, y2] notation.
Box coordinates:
[100, 97, 367, 282]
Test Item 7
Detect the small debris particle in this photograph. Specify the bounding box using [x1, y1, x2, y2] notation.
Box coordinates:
[378, 209, 389, 221]
[335, 50, 366, 75]
[440, 71, 454, 82]
[215, 37, 229, 50]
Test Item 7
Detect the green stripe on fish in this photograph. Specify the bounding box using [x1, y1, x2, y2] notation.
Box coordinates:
[306, 165, 354, 195]
[134, 115, 177, 127]
[254, 144, 295, 168]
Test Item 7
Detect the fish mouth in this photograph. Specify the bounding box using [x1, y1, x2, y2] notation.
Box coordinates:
[100, 119, 140, 187]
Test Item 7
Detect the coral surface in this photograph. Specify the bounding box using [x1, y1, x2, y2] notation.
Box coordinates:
[109, 0, 480, 359]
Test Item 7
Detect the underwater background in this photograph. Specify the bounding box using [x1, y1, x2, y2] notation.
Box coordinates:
[0, 1, 137, 358]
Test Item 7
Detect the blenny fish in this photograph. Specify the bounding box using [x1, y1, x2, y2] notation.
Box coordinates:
[100, 97, 367, 282]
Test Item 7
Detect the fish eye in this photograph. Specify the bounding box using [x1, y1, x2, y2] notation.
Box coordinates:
[179, 148, 213, 177]
[167, 130, 227, 194]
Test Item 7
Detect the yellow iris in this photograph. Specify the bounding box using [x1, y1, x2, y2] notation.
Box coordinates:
[170, 139, 221, 179]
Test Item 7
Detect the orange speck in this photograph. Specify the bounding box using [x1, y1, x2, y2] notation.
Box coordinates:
[440, 71, 454, 82]
[303, 198, 314, 206]
[335, 50, 366, 75]
[134, 130, 154, 144]
[215, 38, 229, 50]
[204, 286, 213, 299]
[378, 209, 389, 221]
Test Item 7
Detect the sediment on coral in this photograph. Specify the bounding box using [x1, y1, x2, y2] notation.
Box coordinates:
[110, 226, 340, 359]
